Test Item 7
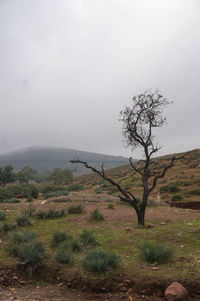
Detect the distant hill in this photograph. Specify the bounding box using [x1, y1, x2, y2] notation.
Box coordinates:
[0, 146, 129, 175]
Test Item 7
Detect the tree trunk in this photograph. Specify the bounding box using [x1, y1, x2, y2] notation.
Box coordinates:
[137, 209, 145, 226]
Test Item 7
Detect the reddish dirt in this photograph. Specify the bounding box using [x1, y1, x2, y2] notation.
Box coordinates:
[167, 201, 200, 210]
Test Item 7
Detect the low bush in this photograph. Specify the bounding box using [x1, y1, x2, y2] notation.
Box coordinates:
[79, 230, 97, 247]
[51, 198, 70, 203]
[171, 194, 183, 202]
[39, 184, 65, 194]
[35, 210, 47, 220]
[16, 214, 32, 227]
[168, 184, 179, 193]
[107, 203, 115, 209]
[52, 231, 72, 246]
[44, 190, 69, 199]
[17, 240, 45, 275]
[3, 198, 20, 203]
[68, 204, 83, 214]
[0, 211, 6, 221]
[55, 247, 74, 264]
[190, 189, 200, 196]
[67, 183, 84, 191]
[160, 183, 180, 194]
[139, 242, 173, 264]
[9, 231, 37, 244]
[91, 208, 104, 221]
[71, 239, 83, 252]
[22, 206, 35, 217]
[36, 209, 66, 219]
[82, 250, 120, 274]
[0, 187, 12, 202]
[7, 184, 38, 198]
[0, 222, 16, 232]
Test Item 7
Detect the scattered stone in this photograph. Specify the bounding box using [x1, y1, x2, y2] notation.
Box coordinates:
[152, 267, 160, 271]
[125, 227, 132, 232]
[145, 223, 154, 228]
[165, 281, 189, 301]
[160, 222, 166, 225]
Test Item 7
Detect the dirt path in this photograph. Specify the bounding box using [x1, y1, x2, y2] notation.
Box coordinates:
[0, 283, 165, 301]
[1, 284, 200, 301]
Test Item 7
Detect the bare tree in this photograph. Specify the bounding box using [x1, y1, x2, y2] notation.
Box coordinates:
[70, 90, 187, 226]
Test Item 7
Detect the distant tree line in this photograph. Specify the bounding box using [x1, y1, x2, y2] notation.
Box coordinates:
[0, 165, 73, 186]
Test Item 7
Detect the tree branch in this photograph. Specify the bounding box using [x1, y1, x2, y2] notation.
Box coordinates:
[70, 159, 138, 204]
[148, 152, 189, 194]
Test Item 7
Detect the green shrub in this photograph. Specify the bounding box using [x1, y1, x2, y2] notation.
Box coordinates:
[0, 211, 6, 221]
[79, 230, 97, 247]
[0, 187, 12, 202]
[139, 242, 173, 264]
[52, 198, 70, 203]
[71, 239, 83, 252]
[190, 189, 200, 196]
[17, 240, 45, 275]
[159, 185, 169, 193]
[52, 231, 72, 246]
[44, 190, 69, 199]
[171, 194, 183, 202]
[107, 203, 115, 209]
[160, 183, 180, 194]
[3, 198, 20, 203]
[39, 184, 65, 194]
[168, 184, 179, 193]
[6, 244, 21, 257]
[46, 208, 65, 218]
[35, 210, 47, 219]
[22, 206, 35, 217]
[91, 208, 104, 221]
[16, 214, 32, 227]
[55, 247, 74, 264]
[67, 183, 84, 191]
[0, 222, 16, 232]
[9, 231, 37, 244]
[36, 209, 66, 219]
[7, 184, 38, 198]
[68, 204, 83, 214]
[82, 250, 120, 274]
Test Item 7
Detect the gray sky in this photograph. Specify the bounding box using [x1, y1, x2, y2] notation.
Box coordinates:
[0, 0, 199, 158]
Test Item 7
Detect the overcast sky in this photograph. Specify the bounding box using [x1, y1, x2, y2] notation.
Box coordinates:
[0, 0, 199, 158]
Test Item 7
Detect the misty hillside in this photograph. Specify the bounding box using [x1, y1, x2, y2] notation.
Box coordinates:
[0, 146, 129, 175]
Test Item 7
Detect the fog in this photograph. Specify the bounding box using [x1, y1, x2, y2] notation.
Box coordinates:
[0, 0, 199, 158]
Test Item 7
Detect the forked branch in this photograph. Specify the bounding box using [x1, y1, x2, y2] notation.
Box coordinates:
[70, 159, 137, 205]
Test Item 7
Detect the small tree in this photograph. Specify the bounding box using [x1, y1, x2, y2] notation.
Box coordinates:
[0, 165, 15, 186]
[17, 166, 36, 183]
[70, 90, 186, 226]
[50, 168, 73, 185]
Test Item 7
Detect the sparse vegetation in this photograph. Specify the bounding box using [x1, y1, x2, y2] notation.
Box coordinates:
[139, 242, 173, 264]
[79, 229, 97, 247]
[55, 247, 74, 264]
[0, 211, 6, 221]
[0, 222, 16, 232]
[51, 231, 72, 247]
[91, 208, 104, 221]
[82, 250, 120, 274]
[17, 240, 45, 275]
[16, 214, 32, 226]
[68, 204, 83, 214]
